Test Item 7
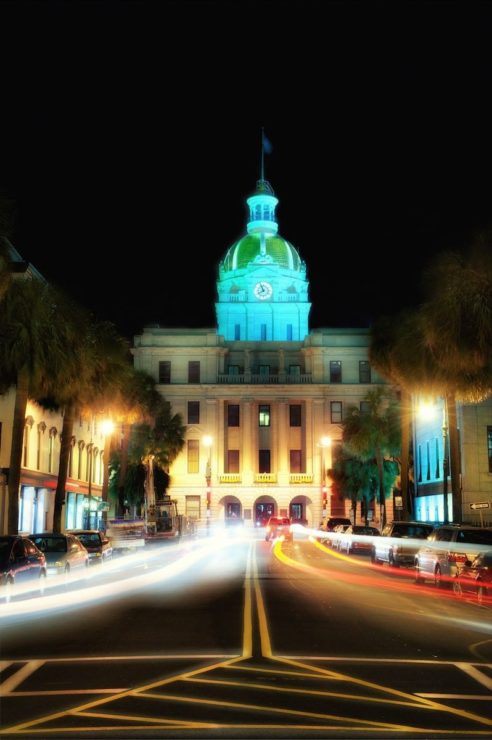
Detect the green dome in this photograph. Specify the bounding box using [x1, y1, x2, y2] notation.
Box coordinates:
[222, 234, 302, 272]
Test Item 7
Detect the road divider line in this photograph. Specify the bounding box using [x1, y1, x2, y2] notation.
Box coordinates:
[0, 660, 44, 695]
[252, 541, 272, 657]
[455, 663, 492, 691]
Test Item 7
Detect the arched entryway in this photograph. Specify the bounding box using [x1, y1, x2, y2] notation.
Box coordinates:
[254, 495, 277, 528]
[289, 494, 313, 527]
[218, 494, 242, 522]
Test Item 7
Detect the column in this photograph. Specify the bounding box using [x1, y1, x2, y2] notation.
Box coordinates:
[277, 398, 289, 485]
[241, 398, 254, 486]
[304, 399, 313, 475]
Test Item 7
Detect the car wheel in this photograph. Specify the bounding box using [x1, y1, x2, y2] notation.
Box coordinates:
[39, 570, 47, 596]
[415, 562, 423, 584]
[371, 549, 380, 565]
[477, 583, 484, 605]
[389, 552, 399, 569]
[434, 565, 443, 588]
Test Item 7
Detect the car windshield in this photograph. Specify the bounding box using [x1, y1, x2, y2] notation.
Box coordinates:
[32, 537, 67, 553]
[456, 530, 492, 545]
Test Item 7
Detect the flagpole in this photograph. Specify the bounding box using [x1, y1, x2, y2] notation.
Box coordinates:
[261, 127, 265, 181]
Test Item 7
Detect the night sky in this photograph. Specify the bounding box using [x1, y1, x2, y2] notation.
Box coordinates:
[2, 1, 492, 340]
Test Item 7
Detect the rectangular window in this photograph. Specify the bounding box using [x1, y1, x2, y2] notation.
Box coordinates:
[259, 364, 270, 377]
[289, 364, 300, 377]
[426, 440, 431, 480]
[488, 426, 492, 473]
[185, 495, 201, 521]
[228, 365, 240, 376]
[234, 324, 241, 340]
[418, 444, 422, 482]
[187, 440, 199, 474]
[187, 401, 200, 424]
[330, 361, 342, 383]
[359, 361, 371, 383]
[227, 404, 240, 427]
[260, 324, 267, 340]
[286, 324, 293, 341]
[159, 361, 171, 384]
[289, 404, 301, 427]
[290, 449, 302, 473]
[259, 449, 271, 473]
[360, 401, 370, 415]
[227, 449, 240, 473]
[330, 401, 342, 423]
[435, 438, 440, 478]
[259, 404, 270, 427]
[188, 361, 200, 383]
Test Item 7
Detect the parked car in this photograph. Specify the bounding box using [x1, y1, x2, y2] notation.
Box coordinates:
[330, 523, 352, 550]
[415, 525, 492, 587]
[265, 516, 293, 542]
[372, 521, 435, 568]
[452, 551, 492, 605]
[67, 529, 113, 564]
[319, 516, 351, 533]
[340, 525, 380, 555]
[0, 535, 47, 599]
[30, 533, 89, 576]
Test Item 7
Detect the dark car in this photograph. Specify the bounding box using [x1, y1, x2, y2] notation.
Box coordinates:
[68, 530, 113, 564]
[453, 551, 492, 605]
[0, 535, 47, 600]
[265, 516, 292, 542]
[30, 533, 89, 576]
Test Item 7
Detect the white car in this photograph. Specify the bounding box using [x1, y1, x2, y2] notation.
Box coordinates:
[415, 525, 492, 587]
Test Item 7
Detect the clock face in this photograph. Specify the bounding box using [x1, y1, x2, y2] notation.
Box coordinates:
[254, 281, 273, 300]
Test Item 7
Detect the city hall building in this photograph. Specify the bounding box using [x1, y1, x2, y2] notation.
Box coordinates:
[132, 177, 390, 530]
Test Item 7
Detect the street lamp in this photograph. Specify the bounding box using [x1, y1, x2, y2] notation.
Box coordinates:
[203, 435, 213, 533]
[319, 436, 331, 518]
[418, 399, 449, 524]
[100, 419, 115, 528]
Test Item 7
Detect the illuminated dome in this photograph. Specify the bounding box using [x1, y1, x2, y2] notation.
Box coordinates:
[221, 234, 302, 272]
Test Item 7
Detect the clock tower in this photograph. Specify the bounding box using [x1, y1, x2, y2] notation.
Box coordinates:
[215, 177, 311, 341]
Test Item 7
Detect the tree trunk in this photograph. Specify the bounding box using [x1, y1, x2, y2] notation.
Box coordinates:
[447, 394, 461, 523]
[117, 422, 130, 516]
[8, 367, 29, 534]
[400, 389, 411, 519]
[376, 447, 386, 529]
[53, 403, 75, 532]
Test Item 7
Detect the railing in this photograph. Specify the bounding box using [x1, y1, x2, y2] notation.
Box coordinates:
[217, 374, 312, 384]
[218, 474, 242, 484]
[255, 473, 277, 484]
[289, 474, 314, 484]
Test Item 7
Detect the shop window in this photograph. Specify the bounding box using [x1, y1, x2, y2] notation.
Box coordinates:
[159, 361, 171, 384]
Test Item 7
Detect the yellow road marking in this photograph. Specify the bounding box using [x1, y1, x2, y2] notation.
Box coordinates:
[185, 675, 430, 708]
[252, 542, 272, 657]
[242, 542, 253, 657]
[228, 664, 346, 679]
[73, 710, 213, 726]
[0, 660, 44, 694]
[455, 663, 492, 691]
[469, 638, 492, 661]
[135, 690, 426, 730]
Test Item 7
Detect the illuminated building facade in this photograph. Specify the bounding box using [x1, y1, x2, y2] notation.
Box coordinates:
[133, 177, 391, 529]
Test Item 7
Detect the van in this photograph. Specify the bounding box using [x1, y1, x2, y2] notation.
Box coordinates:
[371, 521, 434, 568]
[414, 525, 492, 587]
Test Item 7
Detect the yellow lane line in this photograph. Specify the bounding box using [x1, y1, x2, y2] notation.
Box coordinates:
[0, 656, 244, 734]
[73, 710, 214, 727]
[242, 541, 253, 658]
[455, 663, 492, 691]
[252, 541, 272, 657]
[469, 639, 492, 661]
[0, 660, 45, 695]
[135, 690, 428, 731]
[417, 694, 492, 700]
[3, 689, 127, 696]
[228, 664, 346, 679]
[184, 675, 430, 708]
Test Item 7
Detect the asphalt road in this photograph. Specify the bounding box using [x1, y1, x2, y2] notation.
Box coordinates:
[0, 533, 491, 739]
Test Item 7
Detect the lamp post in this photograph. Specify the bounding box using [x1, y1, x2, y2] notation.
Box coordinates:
[100, 419, 115, 530]
[86, 442, 93, 529]
[319, 436, 331, 518]
[441, 398, 449, 525]
[203, 435, 213, 534]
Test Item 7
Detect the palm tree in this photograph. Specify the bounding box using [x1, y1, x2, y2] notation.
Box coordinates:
[51, 317, 132, 531]
[371, 240, 492, 524]
[0, 279, 74, 533]
[342, 388, 401, 529]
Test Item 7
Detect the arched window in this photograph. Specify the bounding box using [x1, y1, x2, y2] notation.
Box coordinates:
[23, 416, 34, 468]
[78, 440, 85, 480]
[48, 427, 58, 474]
[68, 436, 76, 479]
[37, 422, 46, 470]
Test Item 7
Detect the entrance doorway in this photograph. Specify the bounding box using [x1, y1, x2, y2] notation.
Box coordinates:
[290, 502, 304, 523]
[255, 502, 274, 527]
[226, 502, 241, 520]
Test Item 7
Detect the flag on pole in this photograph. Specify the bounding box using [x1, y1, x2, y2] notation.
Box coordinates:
[262, 130, 273, 154]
